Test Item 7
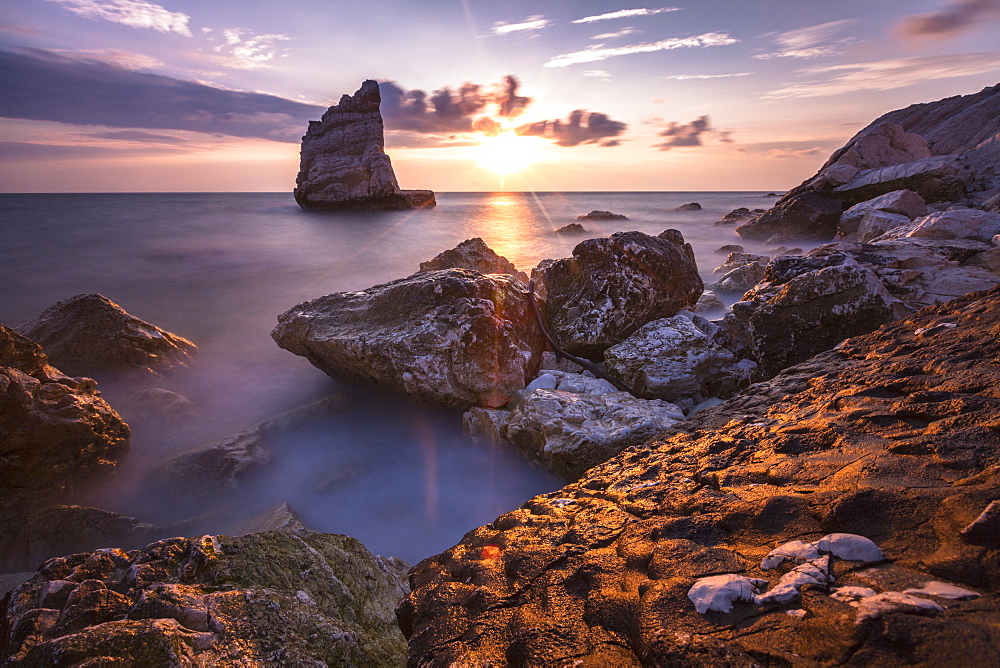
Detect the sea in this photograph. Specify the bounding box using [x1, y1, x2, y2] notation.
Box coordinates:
[0, 191, 793, 564]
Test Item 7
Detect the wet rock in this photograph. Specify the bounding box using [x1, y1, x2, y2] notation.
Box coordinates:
[294, 79, 434, 210]
[714, 207, 762, 226]
[153, 426, 272, 492]
[401, 287, 1000, 666]
[462, 407, 513, 447]
[505, 389, 684, 479]
[121, 387, 195, 422]
[577, 210, 627, 221]
[709, 252, 769, 295]
[272, 269, 545, 408]
[737, 191, 844, 241]
[675, 202, 702, 211]
[714, 244, 745, 254]
[834, 154, 972, 204]
[540, 231, 703, 357]
[2, 532, 410, 666]
[15, 294, 196, 378]
[838, 189, 927, 238]
[418, 237, 528, 283]
[234, 502, 307, 535]
[555, 222, 587, 234]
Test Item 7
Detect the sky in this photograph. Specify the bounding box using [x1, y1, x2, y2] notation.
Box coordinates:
[1, 0, 998, 192]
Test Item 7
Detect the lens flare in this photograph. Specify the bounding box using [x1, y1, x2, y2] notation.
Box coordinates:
[469, 131, 549, 175]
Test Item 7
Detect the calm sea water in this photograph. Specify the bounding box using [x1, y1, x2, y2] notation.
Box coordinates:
[0, 191, 784, 562]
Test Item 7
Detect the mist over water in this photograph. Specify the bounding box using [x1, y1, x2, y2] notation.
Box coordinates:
[0, 191, 789, 562]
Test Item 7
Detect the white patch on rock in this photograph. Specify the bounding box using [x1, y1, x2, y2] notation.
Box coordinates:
[687, 574, 768, 614]
[756, 556, 833, 605]
[526, 373, 558, 391]
[829, 586, 877, 603]
[760, 540, 821, 570]
[853, 591, 944, 624]
[902, 581, 981, 600]
[814, 533, 884, 562]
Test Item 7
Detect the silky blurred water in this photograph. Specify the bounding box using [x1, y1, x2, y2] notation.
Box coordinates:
[0, 191, 782, 562]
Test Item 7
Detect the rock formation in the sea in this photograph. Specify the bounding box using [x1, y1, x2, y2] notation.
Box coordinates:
[272, 269, 545, 408]
[555, 222, 587, 234]
[577, 210, 628, 221]
[0, 324, 130, 518]
[2, 532, 409, 665]
[539, 230, 703, 358]
[674, 202, 702, 211]
[418, 237, 528, 283]
[15, 294, 196, 378]
[399, 287, 1000, 665]
[294, 79, 435, 211]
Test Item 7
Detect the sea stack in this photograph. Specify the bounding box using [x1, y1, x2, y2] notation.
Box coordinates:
[294, 79, 436, 211]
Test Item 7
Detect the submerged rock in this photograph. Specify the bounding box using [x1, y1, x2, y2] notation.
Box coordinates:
[235, 502, 308, 535]
[577, 210, 627, 221]
[418, 237, 528, 283]
[15, 294, 196, 378]
[272, 269, 545, 408]
[555, 222, 587, 234]
[294, 79, 434, 211]
[2, 532, 410, 666]
[675, 202, 702, 211]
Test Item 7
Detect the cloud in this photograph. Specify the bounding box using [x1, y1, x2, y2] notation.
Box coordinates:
[653, 115, 733, 150]
[764, 51, 1000, 98]
[664, 72, 752, 80]
[591, 27, 640, 40]
[545, 31, 738, 67]
[754, 19, 856, 59]
[214, 28, 291, 69]
[43, 0, 192, 36]
[517, 110, 627, 147]
[85, 130, 186, 142]
[573, 7, 680, 23]
[896, 0, 1000, 39]
[378, 76, 529, 134]
[0, 49, 322, 142]
[492, 15, 549, 35]
[50, 48, 162, 70]
[584, 69, 613, 80]
[0, 140, 185, 159]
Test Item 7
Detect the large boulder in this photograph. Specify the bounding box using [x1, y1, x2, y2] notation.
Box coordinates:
[2, 532, 410, 666]
[399, 288, 1000, 666]
[0, 324, 129, 517]
[540, 231, 702, 357]
[736, 191, 844, 241]
[294, 79, 435, 211]
[15, 294, 196, 378]
[272, 269, 546, 408]
[838, 189, 927, 238]
[902, 208, 1000, 244]
[709, 252, 769, 294]
[833, 154, 972, 204]
[418, 237, 528, 283]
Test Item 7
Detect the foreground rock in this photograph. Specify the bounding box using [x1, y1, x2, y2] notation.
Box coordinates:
[540, 231, 703, 357]
[418, 237, 528, 283]
[0, 324, 130, 518]
[2, 532, 409, 665]
[294, 79, 435, 211]
[272, 270, 545, 408]
[15, 294, 196, 378]
[400, 287, 1000, 665]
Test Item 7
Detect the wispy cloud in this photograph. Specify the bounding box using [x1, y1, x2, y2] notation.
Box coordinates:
[545, 32, 737, 68]
[591, 27, 640, 40]
[653, 115, 733, 150]
[896, 0, 1000, 40]
[214, 29, 291, 69]
[573, 7, 680, 24]
[44, 0, 192, 36]
[664, 72, 753, 80]
[764, 52, 1000, 98]
[584, 69, 613, 80]
[754, 19, 856, 59]
[49, 48, 162, 70]
[492, 15, 549, 35]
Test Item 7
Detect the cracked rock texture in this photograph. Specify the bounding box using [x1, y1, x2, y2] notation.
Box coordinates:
[294, 79, 435, 211]
[1, 532, 410, 666]
[418, 237, 528, 283]
[399, 287, 1000, 666]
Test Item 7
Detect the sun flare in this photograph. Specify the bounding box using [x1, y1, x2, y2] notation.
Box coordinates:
[469, 131, 549, 175]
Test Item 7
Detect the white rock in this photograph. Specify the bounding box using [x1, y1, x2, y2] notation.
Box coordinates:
[554, 373, 618, 396]
[756, 556, 833, 605]
[853, 591, 944, 624]
[902, 581, 981, 600]
[785, 608, 808, 619]
[829, 586, 877, 603]
[760, 540, 821, 570]
[839, 189, 927, 238]
[905, 209, 1000, 244]
[462, 407, 512, 447]
[688, 574, 768, 614]
[857, 211, 913, 243]
[526, 373, 558, 391]
[814, 533, 884, 562]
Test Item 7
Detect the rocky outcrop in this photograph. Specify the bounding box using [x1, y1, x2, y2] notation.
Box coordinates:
[889, 208, 1000, 244]
[294, 80, 435, 211]
[399, 287, 1000, 666]
[272, 269, 545, 408]
[418, 237, 528, 283]
[577, 210, 627, 221]
[2, 532, 409, 666]
[737, 191, 844, 241]
[0, 324, 130, 517]
[555, 223, 587, 234]
[709, 252, 769, 294]
[833, 154, 972, 204]
[714, 208, 763, 226]
[838, 188, 927, 238]
[15, 294, 195, 378]
[540, 231, 703, 358]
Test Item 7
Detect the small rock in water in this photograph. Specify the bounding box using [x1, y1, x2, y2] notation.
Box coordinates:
[714, 244, 744, 254]
[577, 210, 627, 221]
[675, 202, 702, 211]
[555, 223, 587, 234]
[688, 574, 768, 614]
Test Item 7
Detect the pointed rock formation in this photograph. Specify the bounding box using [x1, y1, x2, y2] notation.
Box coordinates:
[294, 79, 435, 211]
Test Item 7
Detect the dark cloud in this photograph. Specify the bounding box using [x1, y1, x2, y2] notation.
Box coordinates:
[517, 110, 627, 147]
[897, 0, 1000, 39]
[653, 115, 735, 151]
[496, 75, 530, 117]
[0, 48, 323, 142]
[378, 75, 530, 134]
[0, 141, 184, 160]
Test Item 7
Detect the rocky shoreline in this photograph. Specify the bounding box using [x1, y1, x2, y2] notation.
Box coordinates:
[2, 83, 999, 664]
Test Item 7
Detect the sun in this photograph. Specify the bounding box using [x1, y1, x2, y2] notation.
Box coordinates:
[469, 131, 549, 175]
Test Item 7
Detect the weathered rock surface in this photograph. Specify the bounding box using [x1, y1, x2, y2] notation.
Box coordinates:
[400, 287, 1000, 666]
[540, 231, 703, 357]
[272, 269, 545, 408]
[555, 222, 587, 234]
[675, 202, 701, 211]
[855, 210, 912, 243]
[898, 208, 1000, 244]
[834, 154, 972, 204]
[838, 188, 927, 238]
[2, 532, 410, 666]
[737, 191, 844, 241]
[709, 252, 769, 294]
[0, 324, 130, 517]
[823, 122, 931, 172]
[505, 389, 684, 480]
[294, 79, 435, 211]
[577, 210, 627, 221]
[418, 237, 528, 283]
[714, 208, 763, 226]
[234, 502, 307, 535]
[15, 294, 195, 378]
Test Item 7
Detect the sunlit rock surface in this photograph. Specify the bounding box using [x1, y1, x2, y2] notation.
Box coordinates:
[294, 79, 435, 211]
[2, 532, 409, 666]
[418, 237, 528, 283]
[272, 269, 545, 408]
[400, 287, 1000, 666]
[15, 294, 196, 378]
